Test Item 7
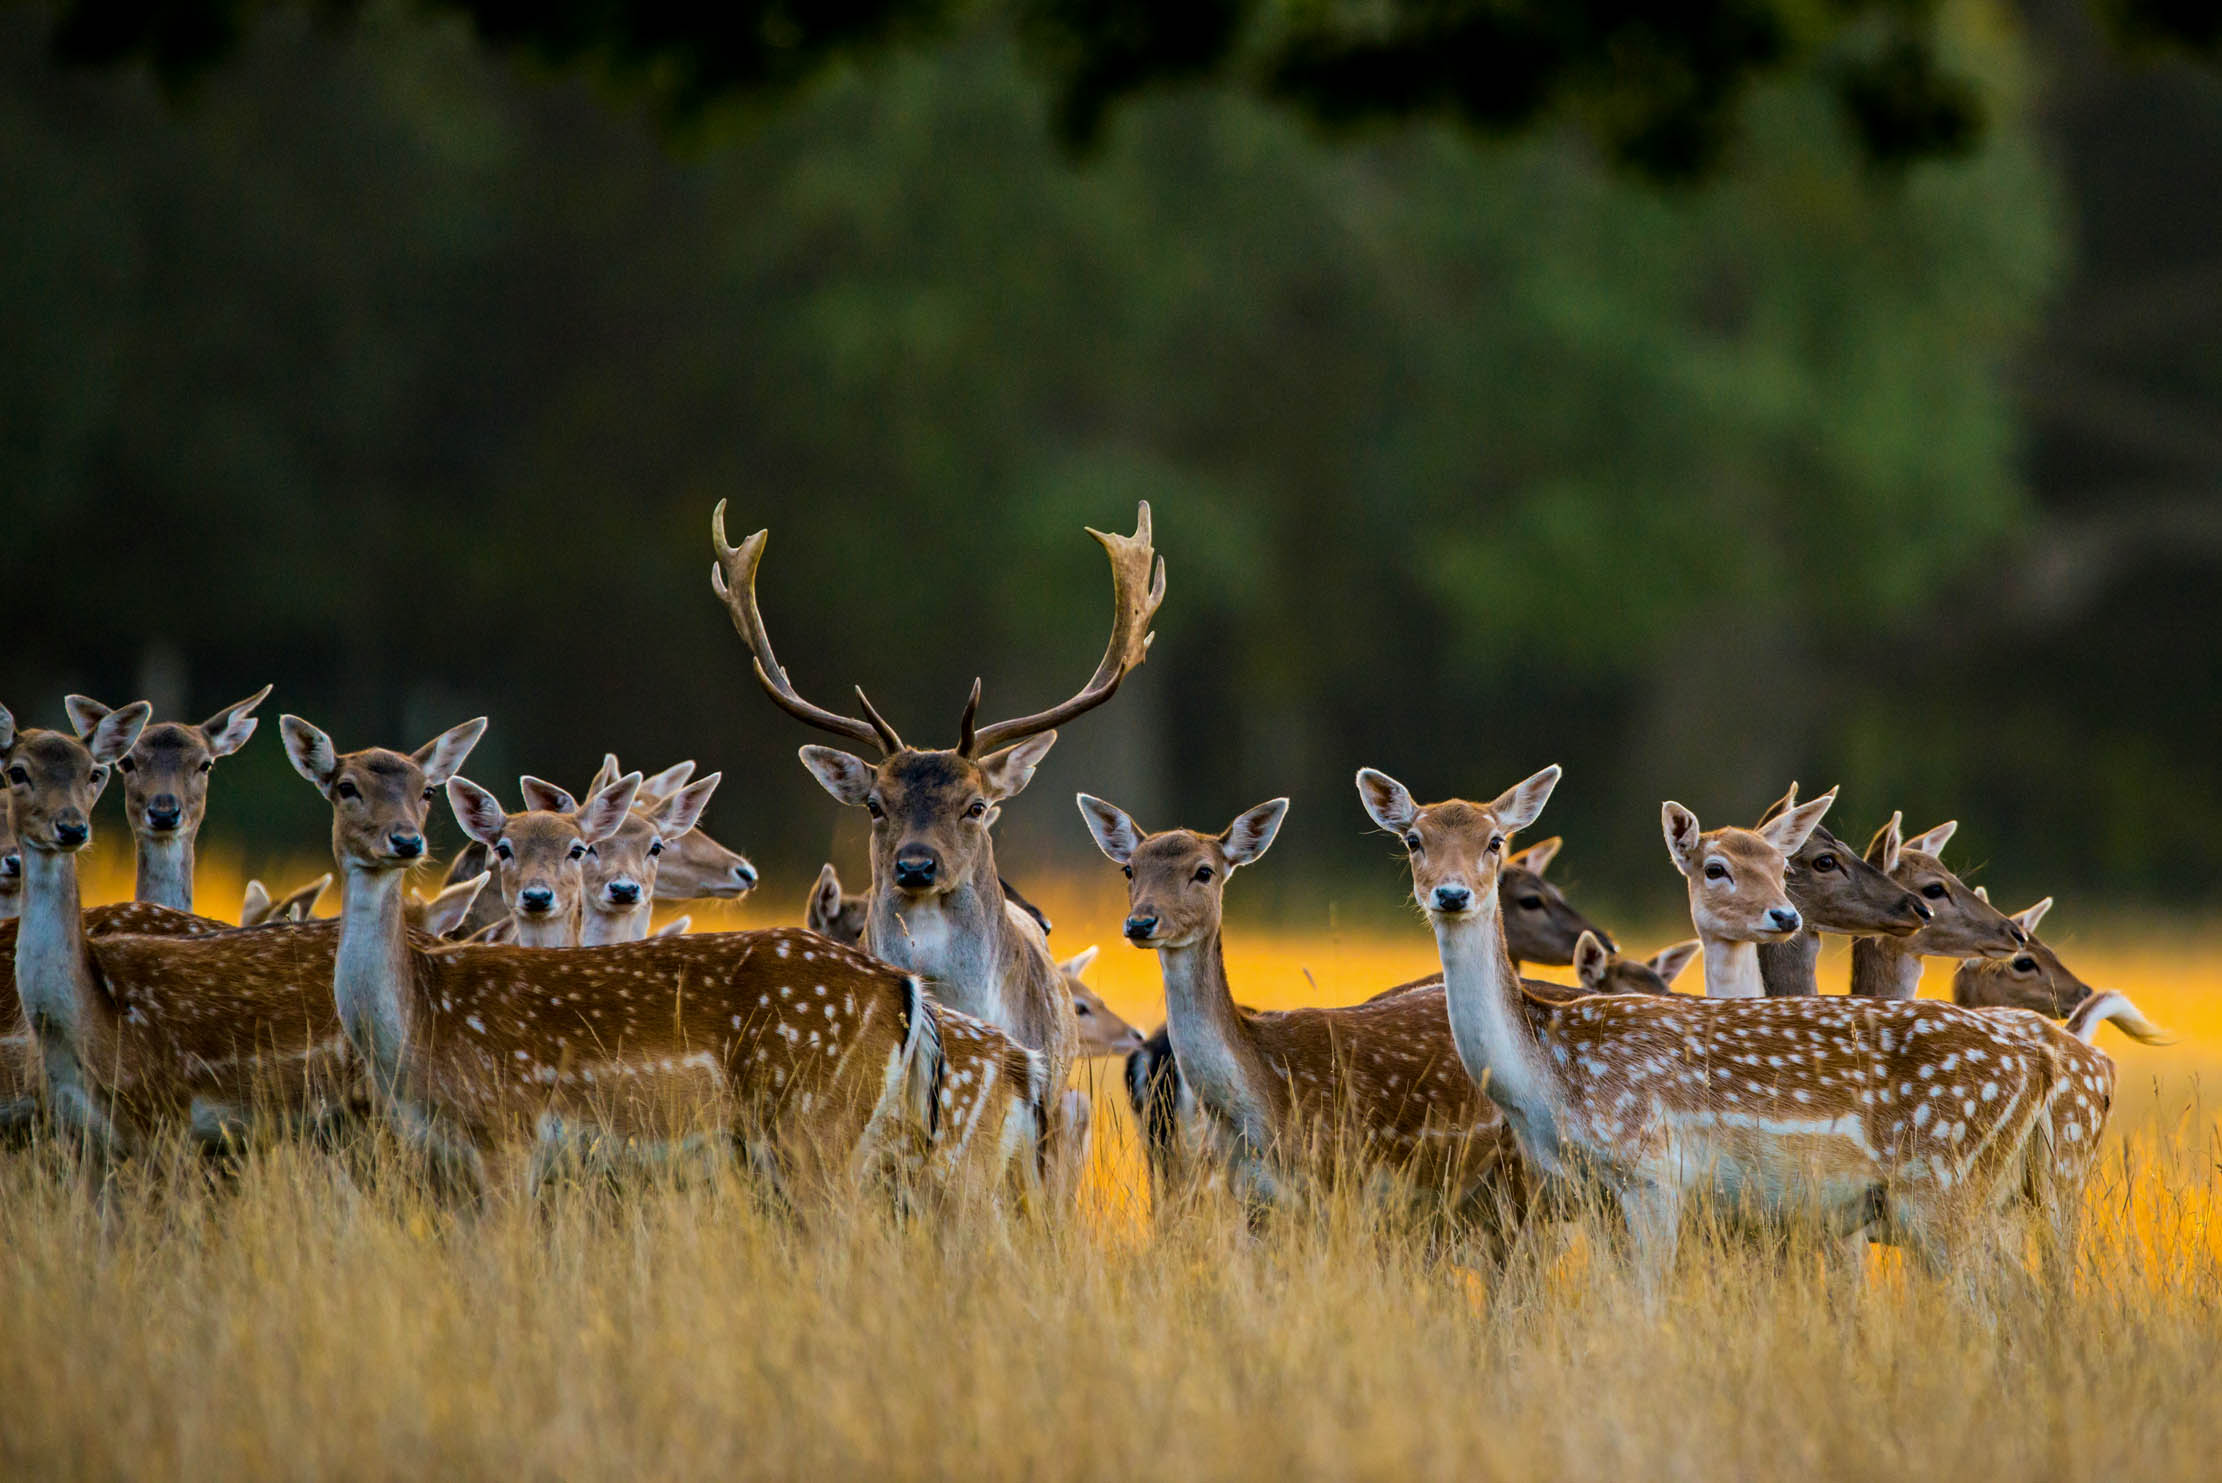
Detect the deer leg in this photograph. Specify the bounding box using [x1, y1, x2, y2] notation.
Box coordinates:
[1049, 1088, 1093, 1206]
[1619, 1182, 1682, 1307]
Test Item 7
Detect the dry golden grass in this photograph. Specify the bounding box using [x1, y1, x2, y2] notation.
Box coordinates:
[4, 853, 2213, 1480]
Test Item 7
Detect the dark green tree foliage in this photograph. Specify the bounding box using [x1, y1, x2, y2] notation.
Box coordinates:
[27, 0, 2219, 177]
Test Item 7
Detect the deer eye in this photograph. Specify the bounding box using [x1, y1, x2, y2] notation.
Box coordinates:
[423, 786, 437, 801]
[117, 757, 135, 774]
[864, 798, 884, 820]
[1704, 861, 1730, 882]
[495, 841, 514, 861]
[1403, 832, 1422, 852]
[568, 843, 587, 861]
[1922, 883, 1948, 900]
[5, 766, 25, 786]
[335, 780, 359, 801]
[649, 840, 664, 857]
[197, 759, 214, 774]
[966, 799, 988, 820]
[1812, 854, 1836, 872]
[1518, 895, 1543, 911]
[2013, 956, 2038, 973]
[1193, 866, 1214, 883]
[1487, 835, 1504, 854]
[1074, 1001, 1093, 1016]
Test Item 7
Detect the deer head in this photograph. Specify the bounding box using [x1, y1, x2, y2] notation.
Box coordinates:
[713, 501, 1163, 908]
[65, 685, 269, 849]
[1865, 813, 2026, 958]
[588, 755, 758, 899]
[1, 700, 151, 855]
[1572, 930, 1700, 996]
[1500, 835, 1614, 961]
[1058, 945, 1145, 1056]
[1952, 896, 2090, 1016]
[280, 715, 486, 871]
[581, 774, 718, 925]
[1077, 794, 1287, 950]
[1755, 783, 1928, 937]
[806, 863, 871, 944]
[445, 772, 641, 942]
[1355, 766, 1561, 923]
[1662, 790, 1835, 944]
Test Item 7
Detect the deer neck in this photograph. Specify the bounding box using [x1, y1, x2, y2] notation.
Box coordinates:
[1849, 935, 1923, 999]
[578, 903, 650, 946]
[510, 910, 578, 949]
[131, 830, 196, 913]
[14, 847, 103, 1048]
[868, 857, 1012, 1024]
[1432, 900, 1560, 1156]
[1700, 937, 1766, 999]
[333, 864, 418, 1082]
[1155, 928, 1278, 1149]
[1757, 928, 1821, 996]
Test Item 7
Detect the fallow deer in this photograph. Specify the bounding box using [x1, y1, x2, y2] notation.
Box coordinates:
[1848, 816, 2026, 998]
[712, 500, 1165, 1178]
[585, 754, 761, 902]
[806, 860, 1054, 945]
[1952, 897, 2168, 1045]
[1499, 836, 1617, 968]
[571, 774, 721, 945]
[240, 874, 333, 927]
[1360, 765, 2162, 1284]
[1055, 944, 1146, 1058]
[1572, 931, 1700, 996]
[1662, 789, 1842, 997]
[1078, 792, 1525, 1227]
[446, 773, 642, 948]
[64, 686, 271, 914]
[281, 714, 1025, 1203]
[1750, 784, 1931, 996]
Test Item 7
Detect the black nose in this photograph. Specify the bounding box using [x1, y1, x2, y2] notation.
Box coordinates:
[1432, 885, 1472, 913]
[0, 852, 19, 879]
[732, 861, 758, 889]
[1768, 906, 1801, 933]
[519, 886, 555, 912]
[893, 853, 938, 888]
[606, 881, 641, 906]
[1123, 915, 1158, 942]
[388, 832, 425, 860]
[54, 820, 89, 848]
[1908, 896, 1932, 922]
[147, 796, 182, 830]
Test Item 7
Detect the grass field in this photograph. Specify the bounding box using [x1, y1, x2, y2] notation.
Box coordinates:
[3, 854, 2216, 1480]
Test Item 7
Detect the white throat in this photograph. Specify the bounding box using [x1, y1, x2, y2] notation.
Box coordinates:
[134, 832, 196, 913]
[1700, 938, 1766, 999]
[511, 911, 578, 949]
[1431, 901, 1558, 1142]
[333, 864, 415, 1082]
[580, 902, 651, 946]
[14, 847, 93, 1042]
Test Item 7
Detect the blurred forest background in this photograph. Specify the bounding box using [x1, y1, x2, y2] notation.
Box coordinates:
[3, 0, 2219, 917]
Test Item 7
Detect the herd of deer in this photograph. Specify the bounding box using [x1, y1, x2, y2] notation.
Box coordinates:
[0, 502, 2172, 1286]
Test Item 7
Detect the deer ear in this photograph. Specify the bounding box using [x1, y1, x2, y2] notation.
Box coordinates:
[807, 864, 845, 934]
[651, 773, 718, 840]
[85, 701, 152, 766]
[1661, 802, 1703, 876]
[2013, 896, 2054, 936]
[240, 880, 272, 926]
[281, 716, 340, 789]
[1904, 820, 1959, 858]
[201, 683, 272, 758]
[588, 753, 622, 798]
[421, 873, 490, 937]
[1075, 794, 1144, 866]
[578, 773, 642, 845]
[1489, 765, 1561, 834]
[0, 702, 15, 752]
[799, 746, 875, 808]
[1574, 930, 1612, 989]
[640, 760, 696, 802]
[1222, 798, 1289, 868]
[445, 777, 510, 849]
[651, 914, 691, 939]
[278, 873, 333, 921]
[1755, 781, 1799, 827]
[518, 776, 578, 814]
[1759, 786, 1837, 856]
[1354, 769, 1419, 834]
[1508, 835, 1562, 877]
[413, 718, 487, 787]
[979, 733, 1058, 803]
[63, 694, 113, 740]
[1649, 939, 1702, 986]
[1060, 944, 1101, 980]
[1866, 811, 1904, 874]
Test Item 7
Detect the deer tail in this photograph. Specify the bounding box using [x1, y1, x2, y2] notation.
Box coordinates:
[2066, 991, 2171, 1047]
[899, 976, 946, 1139]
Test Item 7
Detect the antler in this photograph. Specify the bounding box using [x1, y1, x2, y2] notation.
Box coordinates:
[965, 501, 1165, 756]
[710, 502, 904, 755]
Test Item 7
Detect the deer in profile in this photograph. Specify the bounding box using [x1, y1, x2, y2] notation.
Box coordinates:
[1749, 784, 1931, 995]
[1950, 895, 2164, 1043]
[1360, 764, 2163, 1286]
[1079, 792, 1526, 1228]
[1498, 836, 1618, 969]
[64, 686, 271, 914]
[712, 499, 1165, 1184]
[444, 773, 646, 947]
[1572, 931, 1700, 996]
[282, 714, 1030, 1204]
[1662, 788, 1842, 997]
[1848, 816, 2026, 998]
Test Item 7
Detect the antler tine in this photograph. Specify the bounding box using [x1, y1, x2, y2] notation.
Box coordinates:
[955, 677, 983, 756]
[709, 501, 892, 754]
[967, 501, 1166, 756]
[853, 687, 906, 753]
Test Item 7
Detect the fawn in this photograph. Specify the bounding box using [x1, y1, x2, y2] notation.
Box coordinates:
[1572, 931, 1700, 996]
